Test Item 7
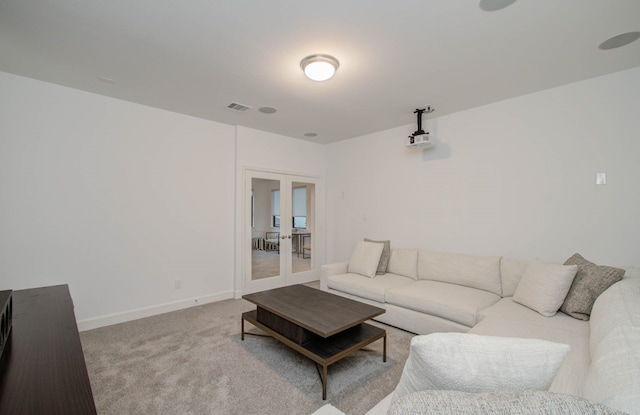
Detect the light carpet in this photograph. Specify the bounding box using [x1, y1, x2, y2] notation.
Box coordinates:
[80, 295, 414, 415]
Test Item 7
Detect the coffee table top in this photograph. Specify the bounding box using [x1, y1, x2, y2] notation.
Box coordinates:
[242, 284, 385, 338]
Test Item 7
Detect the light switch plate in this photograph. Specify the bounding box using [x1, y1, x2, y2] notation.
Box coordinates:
[596, 172, 607, 185]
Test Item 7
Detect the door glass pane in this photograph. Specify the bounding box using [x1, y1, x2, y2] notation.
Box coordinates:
[251, 178, 281, 280]
[291, 181, 314, 274]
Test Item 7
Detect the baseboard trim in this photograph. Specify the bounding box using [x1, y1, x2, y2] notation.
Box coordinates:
[77, 291, 234, 331]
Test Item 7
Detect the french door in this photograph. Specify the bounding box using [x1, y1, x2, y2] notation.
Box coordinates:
[244, 169, 321, 294]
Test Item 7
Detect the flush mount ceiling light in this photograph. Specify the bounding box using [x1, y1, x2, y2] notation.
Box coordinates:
[300, 54, 339, 81]
[598, 32, 640, 50]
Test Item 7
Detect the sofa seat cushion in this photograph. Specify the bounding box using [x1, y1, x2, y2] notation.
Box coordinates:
[471, 297, 589, 397]
[327, 272, 414, 303]
[385, 280, 500, 327]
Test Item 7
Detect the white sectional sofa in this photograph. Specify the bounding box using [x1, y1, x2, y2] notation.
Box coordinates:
[321, 249, 538, 335]
[320, 243, 640, 414]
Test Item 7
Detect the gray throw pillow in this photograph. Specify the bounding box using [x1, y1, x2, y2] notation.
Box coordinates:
[364, 238, 390, 275]
[561, 253, 624, 321]
[389, 390, 626, 415]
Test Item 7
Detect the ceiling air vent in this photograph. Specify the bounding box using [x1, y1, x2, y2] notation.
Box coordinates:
[227, 102, 252, 112]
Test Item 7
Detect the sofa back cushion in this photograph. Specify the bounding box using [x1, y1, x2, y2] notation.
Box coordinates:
[622, 266, 640, 279]
[582, 277, 640, 414]
[500, 258, 530, 297]
[387, 249, 419, 280]
[417, 251, 502, 296]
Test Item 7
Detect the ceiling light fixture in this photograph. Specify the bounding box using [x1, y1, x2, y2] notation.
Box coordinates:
[598, 32, 640, 50]
[300, 54, 339, 81]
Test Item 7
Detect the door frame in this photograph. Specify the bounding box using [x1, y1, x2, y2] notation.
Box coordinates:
[239, 167, 323, 296]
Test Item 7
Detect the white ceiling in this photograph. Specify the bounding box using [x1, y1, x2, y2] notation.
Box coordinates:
[1, 0, 639, 144]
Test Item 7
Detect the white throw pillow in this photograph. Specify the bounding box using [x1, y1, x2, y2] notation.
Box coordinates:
[347, 241, 384, 278]
[512, 258, 577, 317]
[392, 333, 570, 403]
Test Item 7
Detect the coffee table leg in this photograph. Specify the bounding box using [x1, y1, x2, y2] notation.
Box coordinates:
[383, 333, 387, 362]
[322, 364, 328, 400]
[241, 317, 245, 341]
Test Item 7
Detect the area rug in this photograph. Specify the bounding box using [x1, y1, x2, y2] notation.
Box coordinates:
[81, 296, 414, 415]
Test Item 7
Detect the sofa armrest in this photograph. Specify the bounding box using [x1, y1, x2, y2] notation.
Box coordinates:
[320, 261, 349, 290]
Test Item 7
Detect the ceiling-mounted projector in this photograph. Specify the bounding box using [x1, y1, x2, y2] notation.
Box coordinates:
[409, 133, 431, 147]
[407, 107, 435, 148]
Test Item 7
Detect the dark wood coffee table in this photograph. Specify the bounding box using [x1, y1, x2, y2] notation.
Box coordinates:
[241, 284, 386, 400]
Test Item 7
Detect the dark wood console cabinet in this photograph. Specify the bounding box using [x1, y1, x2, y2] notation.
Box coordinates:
[0, 284, 97, 414]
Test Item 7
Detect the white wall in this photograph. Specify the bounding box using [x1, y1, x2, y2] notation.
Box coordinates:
[326, 67, 640, 267]
[4, 64, 638, 328]
[0, 72, 236, 329]
[236, 126, 325, 176]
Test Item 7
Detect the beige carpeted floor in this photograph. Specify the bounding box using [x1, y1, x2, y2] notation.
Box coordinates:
[80, 288, 415, 415]
[252, 248, 312, 279]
